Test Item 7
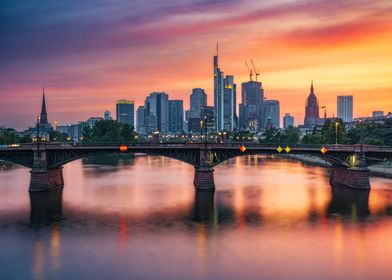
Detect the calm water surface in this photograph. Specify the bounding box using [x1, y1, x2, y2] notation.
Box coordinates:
[0, 155, 392, 280]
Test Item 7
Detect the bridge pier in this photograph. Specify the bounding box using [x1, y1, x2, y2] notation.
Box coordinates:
[330, 166, 370, 190]
[30, 167, 64, 192]
[194, 167, 215, 191]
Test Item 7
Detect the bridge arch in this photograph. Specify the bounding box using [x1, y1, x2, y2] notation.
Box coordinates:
[0, 151, 34, 168]
[45, 149, 199, 169]
[208, 149, 349, 168]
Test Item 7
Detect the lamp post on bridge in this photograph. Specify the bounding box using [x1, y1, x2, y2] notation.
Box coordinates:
[335, 121, 339, 145]
[36, 115, 40, 151]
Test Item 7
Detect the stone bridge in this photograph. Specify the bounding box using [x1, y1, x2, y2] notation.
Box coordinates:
[1, 142, 391, 192]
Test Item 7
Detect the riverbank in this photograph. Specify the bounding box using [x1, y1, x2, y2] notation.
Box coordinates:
[282, 154, 392, 179]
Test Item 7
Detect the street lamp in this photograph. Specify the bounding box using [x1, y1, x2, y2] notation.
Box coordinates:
[335, 121, 339, 145]
[36, 115, 41, 150]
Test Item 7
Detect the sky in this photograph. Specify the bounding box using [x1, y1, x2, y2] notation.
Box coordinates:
[0, 0, 391, 130]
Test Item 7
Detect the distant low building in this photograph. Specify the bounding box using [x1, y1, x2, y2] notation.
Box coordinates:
[283, 113, 294, 128]
[104, 110, 113, 120]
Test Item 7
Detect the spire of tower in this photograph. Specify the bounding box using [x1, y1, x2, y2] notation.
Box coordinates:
[310, 80, 314, 95]
[216, 42, 219, 56]
[40, 87, 48, 124]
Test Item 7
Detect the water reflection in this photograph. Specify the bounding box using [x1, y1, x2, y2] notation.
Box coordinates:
[29, 189, 63, 226]
[190, 191, 215, 223]
[1, 156, 392, 280]
[82, 154, 135, 176]
[327, 186, 370, 219]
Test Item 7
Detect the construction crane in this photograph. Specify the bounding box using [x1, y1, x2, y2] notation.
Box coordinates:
[245, 61, 253, 81]
[250, 59, 260, 81]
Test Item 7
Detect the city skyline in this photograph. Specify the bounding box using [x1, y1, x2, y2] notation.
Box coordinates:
[1, 0, 391, 129]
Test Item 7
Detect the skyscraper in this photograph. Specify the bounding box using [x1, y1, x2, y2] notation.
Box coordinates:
[304, 81, 320, 127]
[116, 100, 134, 127]
[190, 88, 207, 116]
[136, 105, 157, 135]
[213, 45, 225, 132]
[337, 95, 353, 122]
[213, 46, 236, 132]
[263, 100, 280, 128]
[169, 100, 184, 134]
[239, 81, 264, 131]
[223, 75, 237, 131]
[145, 92, 169, 134]
[283, 113, 294, 128]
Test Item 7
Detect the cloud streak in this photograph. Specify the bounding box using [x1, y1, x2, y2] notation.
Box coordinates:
[0, 0, 391, 128]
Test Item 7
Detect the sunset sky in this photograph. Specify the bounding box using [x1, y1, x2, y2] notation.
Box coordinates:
[1, 0, 391, 129]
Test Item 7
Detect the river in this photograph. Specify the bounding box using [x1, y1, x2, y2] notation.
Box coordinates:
[0, 155, 391, 280]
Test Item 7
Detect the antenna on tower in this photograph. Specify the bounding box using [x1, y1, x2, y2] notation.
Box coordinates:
[250, 59, 260, 81]
[216, 43, 219, 56]
[245, 61, 253, 81]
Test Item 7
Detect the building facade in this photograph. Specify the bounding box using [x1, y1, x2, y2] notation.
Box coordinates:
[337, 95, 353, 122]
[239, 81, 264, 131]
[116, 100, 134, 127]
[190, 88, 207, 117]
[169, 100, 184, 134]
[263, 100, 280, 128]
[223, 75, 237, 131]
[283, 113, 294, 128]
[213, 48, 225, 132]
[304, 81, 320, 127]
[144, 92, 169, 134]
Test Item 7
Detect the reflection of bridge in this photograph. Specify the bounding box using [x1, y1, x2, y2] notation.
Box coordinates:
[1, 142, 392, 191]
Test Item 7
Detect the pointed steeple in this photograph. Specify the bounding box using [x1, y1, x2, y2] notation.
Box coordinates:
[40, 87, 48, 124]
[310, 80, 314, 95]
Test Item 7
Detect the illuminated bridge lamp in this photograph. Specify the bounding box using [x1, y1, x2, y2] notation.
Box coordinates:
[276, 146, 283, 153]
[119, 145, 128, 152]
[320, 146, 328, 155]
[239, 145, 246, 152]
[285, 146, 291, 153]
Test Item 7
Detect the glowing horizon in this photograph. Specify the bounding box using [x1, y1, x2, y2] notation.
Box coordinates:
[1, 0, 391, 130]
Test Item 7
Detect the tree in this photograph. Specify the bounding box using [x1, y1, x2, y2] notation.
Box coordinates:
[301, 134, 322, 144]
[82, 120, 138, 144]
[0, 128, 20, 144]
[320, 119, 349, 144]
[282, 127, 300, 144]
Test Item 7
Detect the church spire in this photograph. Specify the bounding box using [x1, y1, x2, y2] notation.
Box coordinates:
[40, 87, 48, 124]
[310, 80, 314, 95]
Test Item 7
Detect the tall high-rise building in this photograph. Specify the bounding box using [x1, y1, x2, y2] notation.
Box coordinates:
[213, 46, 237, 132]
[283, 113, 294, 128]
[136, 106, 147, 135]
[169, 100, 184, 134]
[145, 92, 169, 134]
[190, 88, 207, 116]
[337, 95, 353, 122]
[116, 100, 134, 127]
[239, 81, 264, 131]
[264, 100, 280, 128]
[213, 45, 225, 132]
[223, 75, 237, 131]
[136, 105, 157, 135]
[201, 106, 215, 133]
[304, 81, 320, 127]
